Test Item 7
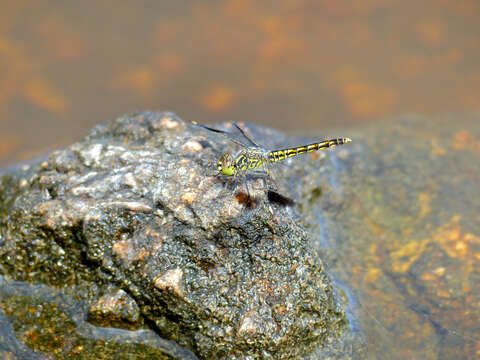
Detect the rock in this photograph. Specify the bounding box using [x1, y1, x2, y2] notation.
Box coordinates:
[0, 276, 197, 360]
[87, 288, 142, 329]
[0, 111, 346, 359]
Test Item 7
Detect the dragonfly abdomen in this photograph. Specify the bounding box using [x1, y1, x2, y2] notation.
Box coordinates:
[268, 137, 351, 163]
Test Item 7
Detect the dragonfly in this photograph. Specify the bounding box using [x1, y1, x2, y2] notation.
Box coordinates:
[193, 121, 352, 198]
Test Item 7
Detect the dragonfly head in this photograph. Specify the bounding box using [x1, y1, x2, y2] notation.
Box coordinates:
[217, 153, 236, 176]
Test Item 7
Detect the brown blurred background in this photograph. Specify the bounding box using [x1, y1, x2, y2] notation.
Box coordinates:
[1, 0, 479, 168]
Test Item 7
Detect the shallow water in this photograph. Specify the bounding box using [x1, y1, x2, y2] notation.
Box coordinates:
[2, 1, 480, 168]
[303, 114, 480, 359]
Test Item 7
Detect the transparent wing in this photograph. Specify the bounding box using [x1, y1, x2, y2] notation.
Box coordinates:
[192, 121, 258, 149]
[232, 123, 260, 148]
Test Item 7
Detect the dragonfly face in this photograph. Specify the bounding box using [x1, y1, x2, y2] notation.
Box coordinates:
[217, 152, 236, 176]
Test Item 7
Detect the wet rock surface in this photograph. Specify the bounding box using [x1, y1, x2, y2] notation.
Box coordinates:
[296, 113, 480, 359]
[87, 288, 142, 329]
[0, 277, 195, 360]
[4, 111, 476, 359]
[0, 112, 346, 359]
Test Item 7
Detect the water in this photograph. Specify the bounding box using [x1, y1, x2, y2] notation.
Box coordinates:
[1, 1, 480, 167]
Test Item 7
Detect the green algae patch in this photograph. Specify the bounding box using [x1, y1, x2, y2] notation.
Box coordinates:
[2, 295, 174, 360]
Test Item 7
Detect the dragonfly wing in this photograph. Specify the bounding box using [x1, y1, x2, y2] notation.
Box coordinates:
[232, 123, 261, 148]
[192, 121, 249, 148]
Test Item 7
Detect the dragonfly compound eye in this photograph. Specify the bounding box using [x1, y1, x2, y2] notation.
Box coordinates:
[217, 153, 235, 176]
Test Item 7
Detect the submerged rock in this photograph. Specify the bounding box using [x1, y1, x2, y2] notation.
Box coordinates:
[0, 112, 346, 359]
[296, 113, 480, 359]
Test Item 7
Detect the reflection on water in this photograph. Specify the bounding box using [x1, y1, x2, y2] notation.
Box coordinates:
[1, 1, 480, 167]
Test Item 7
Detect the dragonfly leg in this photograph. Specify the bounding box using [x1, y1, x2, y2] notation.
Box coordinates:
[244, 177, 251, 199]
[248, 170, 276, 192]
[233, 174, 239, 192]
[264, 163, 279, 190]
[267, 174, 279, 190]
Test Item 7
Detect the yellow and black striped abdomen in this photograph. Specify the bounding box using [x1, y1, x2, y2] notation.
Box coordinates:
[268, 137, 351, 163]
